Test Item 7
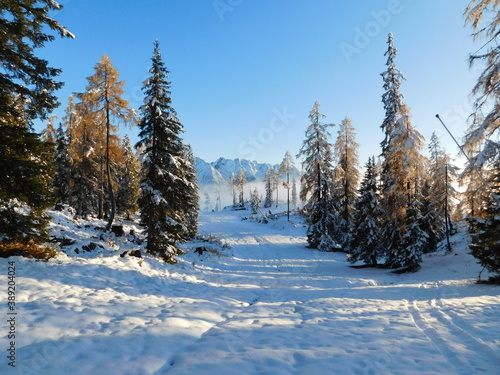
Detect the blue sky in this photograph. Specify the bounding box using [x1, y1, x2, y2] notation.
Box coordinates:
[38, 0, 481, 166]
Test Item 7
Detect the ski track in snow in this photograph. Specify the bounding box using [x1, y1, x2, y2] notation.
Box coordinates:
[0, 208, 499, 375]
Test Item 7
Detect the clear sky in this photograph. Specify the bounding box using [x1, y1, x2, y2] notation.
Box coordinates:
[37, 0, 481, 166]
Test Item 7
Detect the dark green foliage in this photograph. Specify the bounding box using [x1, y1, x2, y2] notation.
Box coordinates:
[52, 123, 71, 204]
[0, 126, 54, 244]
[349, 157, 383, 266]
[136, 40, 198, 261]
[116, 135, 140, 220]
[469, 163, 500, 278]
[0, 0, 73, 125]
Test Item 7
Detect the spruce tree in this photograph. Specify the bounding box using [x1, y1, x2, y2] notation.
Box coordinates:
[181, 144, 199, 240]
[349, 157, 384, 266]
[263, 168, 274, 209]
[136, 40, 196, 262]
[52, 123, 71, 205]
[297, 102, 336, 249]
[379, 35, 427, 270]
[251, 187, 261, 214]
[0, 1, 72, 249]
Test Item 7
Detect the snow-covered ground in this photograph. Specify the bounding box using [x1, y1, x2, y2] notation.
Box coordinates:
[0, 207, 499, 374]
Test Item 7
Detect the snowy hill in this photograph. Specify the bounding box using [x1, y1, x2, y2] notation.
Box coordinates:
[1, 208, 499, 374]
[194, 157, 228, 187]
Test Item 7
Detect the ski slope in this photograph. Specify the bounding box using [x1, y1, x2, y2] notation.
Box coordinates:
[0, 208, 499, 374]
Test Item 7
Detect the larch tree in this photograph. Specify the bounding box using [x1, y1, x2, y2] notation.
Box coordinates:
[78, 54, 135, 230]
[136, 40, 197, 262]
[297, 101, 336, 249]
[0, 0, 73, 250]
[464, 0, 500, 280]
[333, 117, 360, 238]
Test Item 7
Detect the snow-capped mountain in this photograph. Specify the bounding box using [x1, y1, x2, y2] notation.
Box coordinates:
[195, 157, 300, 186]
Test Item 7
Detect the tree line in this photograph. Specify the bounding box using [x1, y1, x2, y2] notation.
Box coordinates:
[0, 1, 198, 262]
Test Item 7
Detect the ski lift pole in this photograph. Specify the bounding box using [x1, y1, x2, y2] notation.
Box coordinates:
[435, 114, 500, 207]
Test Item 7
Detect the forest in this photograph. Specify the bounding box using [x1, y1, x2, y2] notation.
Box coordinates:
[0, 0, 499, 281]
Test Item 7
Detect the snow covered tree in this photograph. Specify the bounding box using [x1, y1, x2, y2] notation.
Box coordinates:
[78, 54, 135, 230]
[263, 168, 273, 208]
[116, 135, 140, 220]
[41, 115, 57, 143]
[349, 157, 384, 266]
[333, 117, 360, 237]
[136, 40, 197, 262]
[379, 34, 427, 270]
[297, 101, 337, 249]
[52, 123, 71, 205]
[204, 191, 211, 211]
[0, 1, 72, 251]
[181, 144, 199, 240]
[236, 169, 247, 206]
[272, 168, 281, 207]
[251, 187, 261, 214]
[464, 0, 500, 279]
[425, 132, 458, 252]
[280, 151, 295, 220]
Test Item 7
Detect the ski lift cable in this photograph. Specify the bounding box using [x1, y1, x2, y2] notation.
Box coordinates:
[435, 114, 500, 207]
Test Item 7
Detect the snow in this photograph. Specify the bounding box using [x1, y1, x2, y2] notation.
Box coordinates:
[0, 208, 499, 374]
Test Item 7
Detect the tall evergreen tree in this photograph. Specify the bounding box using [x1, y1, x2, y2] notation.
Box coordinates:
[78, 54, 135, 229]
[0, 1, 72, 249]
[291, 176, 298, 208]
[181, 144, 199, 240]
[349, 157, 384, 266]
[136, 40, 196, 262]
[263, 168, 273, 208]
[251, 187, 261, 214]
[297, 102, 336, 249]
[52, 122, 71, 205]
[379, 35, 427, 270]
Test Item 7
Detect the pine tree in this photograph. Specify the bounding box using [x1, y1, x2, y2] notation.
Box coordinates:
[333, 117, 360, 238]
[204, 191, 211, 211]
[136, 40, 197, 261]
[116, 135, 140, 220]
[349, 157, 384, 266]
[78, 54, 135, 229]
[263, 168, 273, 208]
[297, 102, 336, 249]
[0, 1, 72, 250]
